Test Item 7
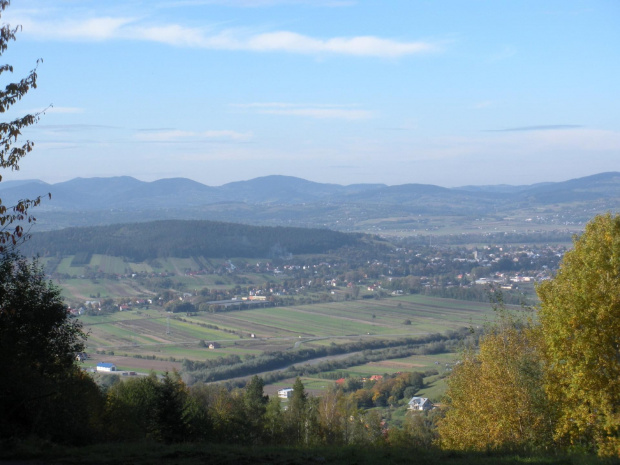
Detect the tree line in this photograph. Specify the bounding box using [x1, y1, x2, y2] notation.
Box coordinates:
[181, 332, 464, 384]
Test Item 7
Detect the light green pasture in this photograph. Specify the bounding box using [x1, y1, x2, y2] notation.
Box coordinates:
[415, 374, 448, 402]
[81, 312, 148, 324]
[56, 257, 84, 275]
[202, 296, 491, 340]
[58, 279, 152, 302]
[318, 352, 458, 379]
[221, 307, 388, 337]
[89, 255, 129, 274]
[152, 345, 262, 359]
[166, 319, 239, 341]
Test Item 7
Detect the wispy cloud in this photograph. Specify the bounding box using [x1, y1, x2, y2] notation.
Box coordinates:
[36, 124, 121, 133]
[134, 129, 252, 142]
[232, 102, 373, 120]
[12, 13, 439, 58]
[486, 124, 583, 132]
[30, 106, 84, 115]
[159, 0, 356, 7]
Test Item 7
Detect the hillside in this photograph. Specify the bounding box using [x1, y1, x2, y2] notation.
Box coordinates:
[21, 220, 366, 261]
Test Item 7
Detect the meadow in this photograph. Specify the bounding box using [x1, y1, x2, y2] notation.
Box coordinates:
[81, 294, 494, 383]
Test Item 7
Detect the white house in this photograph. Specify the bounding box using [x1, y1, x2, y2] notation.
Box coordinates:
[96, 362, 117, 372]
[278, 388, 294, 399]
[408, 396, 433, 411]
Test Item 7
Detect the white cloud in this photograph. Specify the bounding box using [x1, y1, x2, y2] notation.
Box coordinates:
[239, 31, 435, 57]
[13, 13, 439, 57]
[233, 102, 373, 120]
[135, 129, 252, 142]
[16, 16, 135, 41]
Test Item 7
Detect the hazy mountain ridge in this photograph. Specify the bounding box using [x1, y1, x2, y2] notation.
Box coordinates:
[1, 172, 619, 232]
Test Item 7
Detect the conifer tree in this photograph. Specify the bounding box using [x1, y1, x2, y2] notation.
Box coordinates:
[243, 375, 268, 444]
[284, 377, 308, 444]
[0, 252, 92, 442]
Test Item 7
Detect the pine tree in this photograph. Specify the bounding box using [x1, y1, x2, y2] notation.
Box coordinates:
[243, 375, 268, 444]
[284, 377, 308, 444]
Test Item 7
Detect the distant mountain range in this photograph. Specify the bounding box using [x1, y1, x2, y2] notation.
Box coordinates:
[1, 172, 619, 233]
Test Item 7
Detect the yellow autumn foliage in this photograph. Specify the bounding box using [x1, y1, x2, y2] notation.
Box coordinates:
[538, 213, 620, 456]
[438, 312, 554, 451]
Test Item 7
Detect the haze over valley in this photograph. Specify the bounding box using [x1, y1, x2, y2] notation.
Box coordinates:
[3, 171, 619, 237]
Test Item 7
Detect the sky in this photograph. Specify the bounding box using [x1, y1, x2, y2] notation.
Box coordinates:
[1, 0, 619, 187]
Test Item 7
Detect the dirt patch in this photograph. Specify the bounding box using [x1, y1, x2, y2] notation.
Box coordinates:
[91, 354, 182, 373]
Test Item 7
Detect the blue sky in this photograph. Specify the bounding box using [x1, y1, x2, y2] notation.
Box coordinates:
[1, 0, 618, 187]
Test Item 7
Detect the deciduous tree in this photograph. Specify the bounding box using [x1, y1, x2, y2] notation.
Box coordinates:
[0, 0, 48, 251]
[438, 306, 553, 451]
[538, 213, 620, 456]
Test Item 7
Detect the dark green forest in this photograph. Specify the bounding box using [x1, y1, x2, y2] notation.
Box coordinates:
[21, 220, 366, 261]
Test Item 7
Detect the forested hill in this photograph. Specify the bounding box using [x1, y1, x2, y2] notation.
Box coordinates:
[21, 220, 365, 261]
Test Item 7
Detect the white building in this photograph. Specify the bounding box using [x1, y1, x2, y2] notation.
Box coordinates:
[278, 388, 294, 399]
[96, 362, 117, 372]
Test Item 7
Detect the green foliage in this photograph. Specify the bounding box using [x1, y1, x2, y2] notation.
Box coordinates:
[0, 1, 47, 251]
[105, 372, 206, 443]
[538, 214, 620, 456]
[165, 300, 196, 314]
[0, 251, 99, 443]
[243, 375, 268, 444]
[285, 377, 309, 444]
[389, 410, 442, 449]
[264, 395, 285, 444]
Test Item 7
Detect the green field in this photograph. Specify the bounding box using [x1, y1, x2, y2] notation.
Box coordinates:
[80, 294, 493, 376]
[46, 253, 284, 305]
